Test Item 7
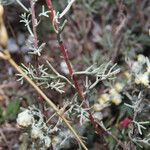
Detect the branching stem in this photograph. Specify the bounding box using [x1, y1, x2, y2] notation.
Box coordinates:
[45, 0, 84, 101]
[46, 60, 75, 88]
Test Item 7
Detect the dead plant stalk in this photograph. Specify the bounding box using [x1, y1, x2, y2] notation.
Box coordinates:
[0, 50, 88, 150]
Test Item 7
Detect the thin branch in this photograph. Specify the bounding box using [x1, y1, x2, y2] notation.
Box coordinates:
[16, 0, 29, 12]
[59, 0, 76, 19]
[46, 60, 75, 88]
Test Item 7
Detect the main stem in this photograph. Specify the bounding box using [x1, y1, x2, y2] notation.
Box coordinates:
[45, 0, 84, 101]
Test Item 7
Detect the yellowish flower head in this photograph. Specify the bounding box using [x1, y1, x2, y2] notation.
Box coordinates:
[100, 93, 110, 101]
[135, 72, 149, 87]
[111, 93, 122, 105]
[123, 71, 131, 80]
[93, 103, 102, 112]
[109, 88, 118, 96]
[98, 98, 105, 105]
[114, 83, 124, 92]
[98, 93, 110, 106]
[52, 136, 61, 145]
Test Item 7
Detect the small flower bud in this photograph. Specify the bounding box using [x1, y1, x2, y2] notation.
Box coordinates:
[60, 61, 69, 74]
[43, 136, 51, 148]
[135, 72, 149, 87]
[111, 93, 122, 105]
[98, 98, 105, 105]
[123, 71, 131, 80]
[93, 112, 103, 121]
[100, 93, 110, 102]
[31, 126, 43, 139]
[98, 93, 110, 105]
[114, 83, 124, 92]
[17, 109, 33, 127]
[137, 54, 146, 64]
[93, 103, 102, 112]
[120, 117, 132, 128]
[109, 88, 117, 96]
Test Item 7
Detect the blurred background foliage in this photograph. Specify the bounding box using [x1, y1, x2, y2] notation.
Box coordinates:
[0, 0, 150, 149]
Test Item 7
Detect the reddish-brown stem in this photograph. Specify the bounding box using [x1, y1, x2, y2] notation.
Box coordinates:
[59, 41, 84, 100]
[45, 0, 84, 101]
[45, 0, 58, 30]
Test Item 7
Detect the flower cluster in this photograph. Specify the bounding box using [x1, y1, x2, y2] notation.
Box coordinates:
[93, 82, 124, 112]
[132, 54, 150, 87]
[17, 106, 51, 148]
[93, 54, 150, 113]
